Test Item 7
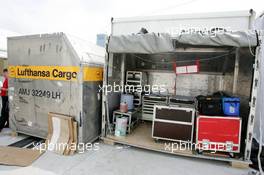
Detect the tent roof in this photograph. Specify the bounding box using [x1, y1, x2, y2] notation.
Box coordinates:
[108, 31, 258, 54]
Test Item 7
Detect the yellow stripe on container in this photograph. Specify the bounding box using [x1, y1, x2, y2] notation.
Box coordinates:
[83, 67, 103, 81]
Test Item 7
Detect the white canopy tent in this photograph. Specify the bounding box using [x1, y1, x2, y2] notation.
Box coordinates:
[0, 28, 19, 58]
[106, 30, 263, 163]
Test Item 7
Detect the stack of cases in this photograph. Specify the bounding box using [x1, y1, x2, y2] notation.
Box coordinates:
[196, 96, 241, 153]
[126, 71, 147, 108]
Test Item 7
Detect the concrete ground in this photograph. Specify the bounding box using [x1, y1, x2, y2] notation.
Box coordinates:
[0, 128, 27, 145]
[0, 128, 254, 175]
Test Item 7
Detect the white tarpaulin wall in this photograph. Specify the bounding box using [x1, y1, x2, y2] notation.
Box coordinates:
[254, 41, 264, 145]
[254, 15, 264, 146]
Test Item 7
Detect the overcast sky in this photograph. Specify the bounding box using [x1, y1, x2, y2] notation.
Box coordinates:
[0, 0, 263, 44]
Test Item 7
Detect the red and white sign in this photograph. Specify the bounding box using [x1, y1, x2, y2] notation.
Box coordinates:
[173, 59, 200, 75]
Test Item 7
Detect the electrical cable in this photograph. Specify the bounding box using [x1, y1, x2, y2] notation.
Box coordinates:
[131, 49, 235, 65]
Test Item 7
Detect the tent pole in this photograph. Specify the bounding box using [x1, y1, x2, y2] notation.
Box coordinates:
[233, 48, 240, 94]
[120, 54, 126, 93]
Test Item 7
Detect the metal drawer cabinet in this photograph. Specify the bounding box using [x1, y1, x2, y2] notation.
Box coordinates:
[142, 95, 168, 121]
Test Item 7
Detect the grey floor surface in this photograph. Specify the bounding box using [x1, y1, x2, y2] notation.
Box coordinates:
[0, 128, 254, 175]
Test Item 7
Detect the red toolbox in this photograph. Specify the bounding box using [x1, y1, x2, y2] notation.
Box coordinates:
[196, 115, 241, 153]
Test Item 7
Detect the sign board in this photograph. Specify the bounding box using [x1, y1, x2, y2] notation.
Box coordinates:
[173, 60, 200, 75]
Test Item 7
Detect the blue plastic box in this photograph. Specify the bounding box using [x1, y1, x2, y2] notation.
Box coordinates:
[222, 97, 240, 116]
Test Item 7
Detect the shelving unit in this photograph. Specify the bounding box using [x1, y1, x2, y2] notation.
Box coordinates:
[125, 71, 147, 108]
[113, 109, 140, 134]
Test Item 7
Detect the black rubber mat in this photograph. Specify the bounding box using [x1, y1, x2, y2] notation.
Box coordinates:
[8, 136, 43, 148]
[26, 139, 45, 149]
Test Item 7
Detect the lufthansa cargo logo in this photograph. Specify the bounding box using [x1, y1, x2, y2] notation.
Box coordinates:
[9, 65, 79, 81]
[9, 66, 16, 77]
[8, 65, 103, 82]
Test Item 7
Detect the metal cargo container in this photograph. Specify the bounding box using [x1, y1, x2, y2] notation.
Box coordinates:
[8, 33, 104, 143]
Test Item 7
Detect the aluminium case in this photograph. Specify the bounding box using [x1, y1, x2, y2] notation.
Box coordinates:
[8, 33, 104, 143]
